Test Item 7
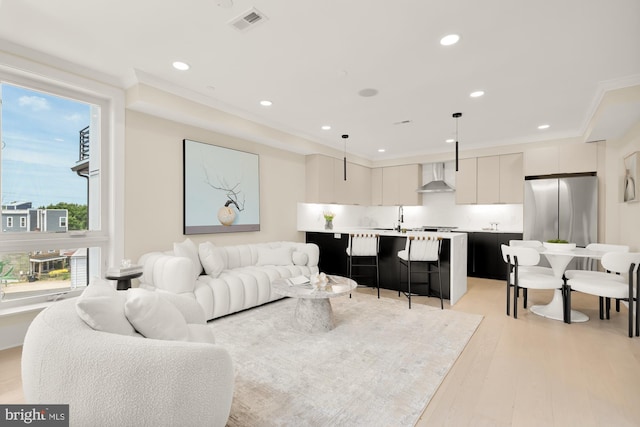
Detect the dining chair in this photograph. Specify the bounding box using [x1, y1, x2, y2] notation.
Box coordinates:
[500, 244, 565, 319]
[509, 240, 554, 307]
[565, 252, 640, 337]
[564, 243, 630, 318]
[346, 233, 380, 298]
[397, 236, 443, 309]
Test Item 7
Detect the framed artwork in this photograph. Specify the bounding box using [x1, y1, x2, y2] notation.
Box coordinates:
[623, 151, 638, 203]
[183, 139, 260, 234]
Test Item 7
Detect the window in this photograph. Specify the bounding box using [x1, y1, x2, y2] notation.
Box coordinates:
[6, 217, 12, 228]
[0, 68, 115, 305]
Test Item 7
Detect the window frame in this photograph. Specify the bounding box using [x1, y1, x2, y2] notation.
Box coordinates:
[0, 48, 125, 309]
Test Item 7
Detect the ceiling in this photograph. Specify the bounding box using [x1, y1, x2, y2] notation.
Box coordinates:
[1, 0, 639, 161]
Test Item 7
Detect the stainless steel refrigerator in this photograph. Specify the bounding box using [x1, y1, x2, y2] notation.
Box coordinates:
[523, 174, 598, 247]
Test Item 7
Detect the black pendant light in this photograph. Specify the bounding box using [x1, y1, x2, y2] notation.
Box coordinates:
[342, 134, 349, 180]
[452, 112, 462, 171]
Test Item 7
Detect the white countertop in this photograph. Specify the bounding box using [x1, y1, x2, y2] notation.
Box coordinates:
[300, 227, 468, 238]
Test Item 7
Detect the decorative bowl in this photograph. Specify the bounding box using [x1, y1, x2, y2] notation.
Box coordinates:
[543, 242, 576, 251]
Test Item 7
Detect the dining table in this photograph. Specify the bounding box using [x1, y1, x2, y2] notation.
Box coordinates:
[529, 245, 608, 322]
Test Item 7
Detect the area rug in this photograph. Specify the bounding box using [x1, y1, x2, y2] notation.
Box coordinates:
[212, 293, 482, 427]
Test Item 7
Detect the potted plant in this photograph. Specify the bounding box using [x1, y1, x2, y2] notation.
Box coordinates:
[323, 212, 335, 230]
[543, 239, 577, 251]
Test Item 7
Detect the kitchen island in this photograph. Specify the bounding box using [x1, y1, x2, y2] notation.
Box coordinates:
[303, 228, 468, 305]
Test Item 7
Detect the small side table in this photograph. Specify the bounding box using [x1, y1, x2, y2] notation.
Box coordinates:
[106, 271, 143, 291]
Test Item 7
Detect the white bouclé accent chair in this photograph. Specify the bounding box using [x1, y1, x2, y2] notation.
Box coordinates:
[21, 283, 235, 427]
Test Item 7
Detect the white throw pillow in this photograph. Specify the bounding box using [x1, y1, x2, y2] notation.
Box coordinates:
[173, 238, 202, 280]
[292, 251, 309, 266]
[199, 241, 225, 278]
[256, 246, 293, 266]
[75, 279, 135, 336]
[156, 289, 206, 325]
[124, 288, 189, 341]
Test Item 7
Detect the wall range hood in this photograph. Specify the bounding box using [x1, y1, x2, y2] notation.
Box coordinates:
[417, 163, 455, 193]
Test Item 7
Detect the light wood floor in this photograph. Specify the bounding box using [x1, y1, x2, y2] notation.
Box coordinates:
[2, 277, 639, 426]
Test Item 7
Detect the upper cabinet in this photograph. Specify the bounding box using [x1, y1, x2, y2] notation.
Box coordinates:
[524, 143, 597, 176]
[374, 164, 422, 206]
[455, 158, 478, 204]
[305, 154, 371, 205]
[456, 153, 523, 204]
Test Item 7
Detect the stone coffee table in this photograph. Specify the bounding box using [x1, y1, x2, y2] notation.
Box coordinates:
[272, 275, 357, 333]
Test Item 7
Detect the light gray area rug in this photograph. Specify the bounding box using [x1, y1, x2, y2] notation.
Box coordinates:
[212, 293, 482, 427]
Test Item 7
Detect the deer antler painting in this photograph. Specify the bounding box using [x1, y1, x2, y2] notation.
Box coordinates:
[183, 139, 260, 234]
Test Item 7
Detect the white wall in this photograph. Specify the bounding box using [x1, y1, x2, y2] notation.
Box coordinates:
[125, 110, 307, 261]
[605, 121, 640, 250]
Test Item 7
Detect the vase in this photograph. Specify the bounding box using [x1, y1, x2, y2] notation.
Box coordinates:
[325, 219, 333, 230]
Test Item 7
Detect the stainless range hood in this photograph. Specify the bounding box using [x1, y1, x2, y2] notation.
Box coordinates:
[416, 163, 455, 193]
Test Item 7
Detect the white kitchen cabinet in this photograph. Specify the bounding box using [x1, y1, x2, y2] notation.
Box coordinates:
[524, 143, 597, 176]
[477, 156, 500, 204]
[455, 158, 478, 204]
[381, 164, 421, 206]
[306, 154, 371, 205]
[457, 154, 523, 204]
[335, 159, 371, 205]
[499, 153, 524, 203]
[371, 168, 383, 205]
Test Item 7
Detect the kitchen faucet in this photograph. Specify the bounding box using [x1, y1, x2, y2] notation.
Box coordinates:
[397, 205, 404, 231]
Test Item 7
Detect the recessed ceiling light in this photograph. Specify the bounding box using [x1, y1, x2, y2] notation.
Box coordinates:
[440, 34, 460, 46]
[260, 100, 273, 107]
[321, 125, 331, 130]
[538, 124, 550, 130]
[470, 90, 485, 98]
[358, 88, 379, 97]
[446, 139, 455, 143]
[378, 149, 386, 153]
[172, 61, 190, 71]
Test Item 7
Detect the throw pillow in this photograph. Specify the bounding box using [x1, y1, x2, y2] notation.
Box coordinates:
[292, 250, 309, 266]
[256, 246, 293, 266]
[173, 238, 202, 280]
[156, 289, 206, 325]
[124, 288, 189, 341]
[199, 241, 225, 278]
[75, 279, 135, 336]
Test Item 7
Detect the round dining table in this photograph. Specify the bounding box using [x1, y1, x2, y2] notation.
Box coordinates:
[530, 246, 608, 322]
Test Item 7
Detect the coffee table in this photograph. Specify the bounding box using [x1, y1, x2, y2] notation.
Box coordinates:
[272, 275, 357, 333]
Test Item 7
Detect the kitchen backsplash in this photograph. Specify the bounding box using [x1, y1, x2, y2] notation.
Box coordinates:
[297, 196, 523, 232]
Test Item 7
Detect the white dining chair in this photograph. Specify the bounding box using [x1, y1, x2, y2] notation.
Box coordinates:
[501, 244, 565, 319]
[509, 240, 554, 307]
[346, 233, 380, 298]
[397, 236, 443, 309]
[565, 252, 640, 337]
[564, 243, 630, 318]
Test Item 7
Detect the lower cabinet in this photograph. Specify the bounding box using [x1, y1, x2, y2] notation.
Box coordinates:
[467, 232, 522, 280]
[306, 232, 451, 299]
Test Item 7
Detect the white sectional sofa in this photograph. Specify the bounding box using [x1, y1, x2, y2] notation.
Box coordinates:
[138, 239, 320, 320]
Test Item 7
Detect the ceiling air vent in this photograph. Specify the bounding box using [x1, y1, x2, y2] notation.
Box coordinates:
[230, 8, 267, 31]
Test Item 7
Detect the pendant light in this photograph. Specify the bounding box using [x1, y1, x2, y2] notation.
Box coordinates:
[342, 134, 349, 180]
[452, 112, 462, 171]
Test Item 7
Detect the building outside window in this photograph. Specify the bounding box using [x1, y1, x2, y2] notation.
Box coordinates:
[0, 78, 108, 303]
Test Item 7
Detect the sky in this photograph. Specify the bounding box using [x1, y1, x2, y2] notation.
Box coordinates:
[1, 83, 90, 208]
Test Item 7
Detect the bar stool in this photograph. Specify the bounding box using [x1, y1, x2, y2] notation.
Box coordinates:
[397, 236, 443, 309]
[346, 233, 380, 298]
